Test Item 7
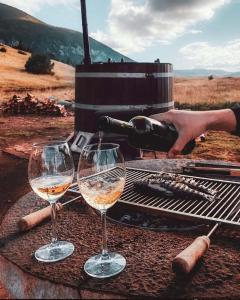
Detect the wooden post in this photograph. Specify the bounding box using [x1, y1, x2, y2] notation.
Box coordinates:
[80, 0, 91, 65]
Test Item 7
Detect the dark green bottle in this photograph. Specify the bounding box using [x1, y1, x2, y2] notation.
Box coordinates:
[97, 115, 195, 155]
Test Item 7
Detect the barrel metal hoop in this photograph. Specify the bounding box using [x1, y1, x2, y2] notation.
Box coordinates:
[75, 72, 173, 78]
[73, 102, 174, 111]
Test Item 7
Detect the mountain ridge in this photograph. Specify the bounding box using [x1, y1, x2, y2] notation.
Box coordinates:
[0, 3, 133, 66]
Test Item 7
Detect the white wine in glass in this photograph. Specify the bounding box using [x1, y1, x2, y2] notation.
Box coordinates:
[78, 143, 126, 278]
[31, 175, 72, 202]
[28, 141, 75, 262]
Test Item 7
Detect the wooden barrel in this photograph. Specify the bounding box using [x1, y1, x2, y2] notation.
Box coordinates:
[75, 62, 174, 132]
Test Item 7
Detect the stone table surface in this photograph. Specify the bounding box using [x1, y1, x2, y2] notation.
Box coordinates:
[1, 159, 240, 299]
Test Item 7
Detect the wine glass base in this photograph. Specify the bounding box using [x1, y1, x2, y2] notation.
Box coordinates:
[84, 252, 126, 278]
[35, 241, 74, 263]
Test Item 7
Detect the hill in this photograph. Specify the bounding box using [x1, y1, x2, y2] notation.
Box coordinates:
[0, 3, 132, 65]
[174, 68, 240, 77]
[0, 44, 74, 102]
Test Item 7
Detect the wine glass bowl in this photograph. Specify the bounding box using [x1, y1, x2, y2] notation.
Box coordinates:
[77, 143, 126, 278]
[28, 141, 75, 262]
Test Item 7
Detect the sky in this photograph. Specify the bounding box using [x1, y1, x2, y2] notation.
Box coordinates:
[1, 0, 240, 71]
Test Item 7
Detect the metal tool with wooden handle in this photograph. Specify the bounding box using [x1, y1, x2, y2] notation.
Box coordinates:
[18, 195, 82, 232]
[172, 223, 219, 274]
[183, 166, 240, 177]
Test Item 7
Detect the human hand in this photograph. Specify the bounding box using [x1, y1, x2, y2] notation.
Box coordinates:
[150, 110, 209, 158]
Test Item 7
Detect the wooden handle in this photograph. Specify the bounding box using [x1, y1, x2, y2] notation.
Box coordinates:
[172, 235, 210, 274]
[18, 203, 63, 232]
[231, 170, 240, 176]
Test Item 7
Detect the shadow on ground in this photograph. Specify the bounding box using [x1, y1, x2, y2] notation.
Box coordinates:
[0, 152, 30, 222]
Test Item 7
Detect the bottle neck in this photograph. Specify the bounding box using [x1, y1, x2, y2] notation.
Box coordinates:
[97, 116, 133, 135]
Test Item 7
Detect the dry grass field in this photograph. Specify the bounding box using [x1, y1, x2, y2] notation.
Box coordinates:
[0, 45, 74, 102]
[174, 77, 240, 105]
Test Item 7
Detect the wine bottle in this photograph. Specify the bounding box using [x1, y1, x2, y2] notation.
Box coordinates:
[97, 115, 195, 155]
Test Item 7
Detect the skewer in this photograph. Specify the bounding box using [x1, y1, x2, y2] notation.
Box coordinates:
[183, 166, 240, 177]
[18, 195, 83, 232]
[172, 222, 220, 275]
[190, 162, 240, 170]
[207, 223, 219, 237]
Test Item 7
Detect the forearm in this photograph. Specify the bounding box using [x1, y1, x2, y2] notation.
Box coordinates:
[206, 109, 237, 133]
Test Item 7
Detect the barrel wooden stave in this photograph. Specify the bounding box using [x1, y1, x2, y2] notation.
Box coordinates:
[75, 78, 172, 105]
[75, 62, 173, 132]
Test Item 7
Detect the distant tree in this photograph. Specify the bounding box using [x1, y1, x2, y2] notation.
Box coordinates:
[25, 53, 54, 75]
[14, 40, 30, 52]
[48, 52, 56, 60]
[208, 74, 214, 80]
[0, 47, 7, 52]
[18, 50, 27, 55]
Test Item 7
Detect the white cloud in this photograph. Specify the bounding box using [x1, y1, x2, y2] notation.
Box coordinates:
[91, 0, 230, 55]
[189, 30, 202, 34]
[179, 40, 240, 70]
[0, 0, 79, 15]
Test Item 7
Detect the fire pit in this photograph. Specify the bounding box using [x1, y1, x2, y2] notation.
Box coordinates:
[1, 159, 240, 299]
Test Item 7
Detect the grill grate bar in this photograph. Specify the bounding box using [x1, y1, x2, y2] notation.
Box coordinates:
[195, 184, 226, 216]
[183, 182, 219, 214]
[216, 186, 240, 220]
[179, 182, 220, 214]
[179, 181, 217, 212]
[220, 187, 240, 219]
[162, 197, 188, 210]
[139, 195, 163, 206]
[179, 182, 217, 213]
[129, 193, 152, 204]
[144, 195, 164, 206]
[174, 198, 198, 212]
[156, 197, 180, 209]
[150, 197, 169, 208]
[210, 185, 237, 218]
[183, 200, 203, 214]
[142, 195, 169, 206]
[233, 212, 240, 222]
[155, 197, 175, 208]
[123, 193, 145, 203]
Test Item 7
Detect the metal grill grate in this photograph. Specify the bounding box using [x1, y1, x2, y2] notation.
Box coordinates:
[69, 167, 240, 227]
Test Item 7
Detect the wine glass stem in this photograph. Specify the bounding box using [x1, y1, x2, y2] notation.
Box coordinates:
[51, 202, 58, 245]
[101, 210, 109, 259]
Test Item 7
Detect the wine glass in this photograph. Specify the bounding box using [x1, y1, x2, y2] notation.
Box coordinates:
[77, 143, 126, 278]
[28, 141, 75, 262]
